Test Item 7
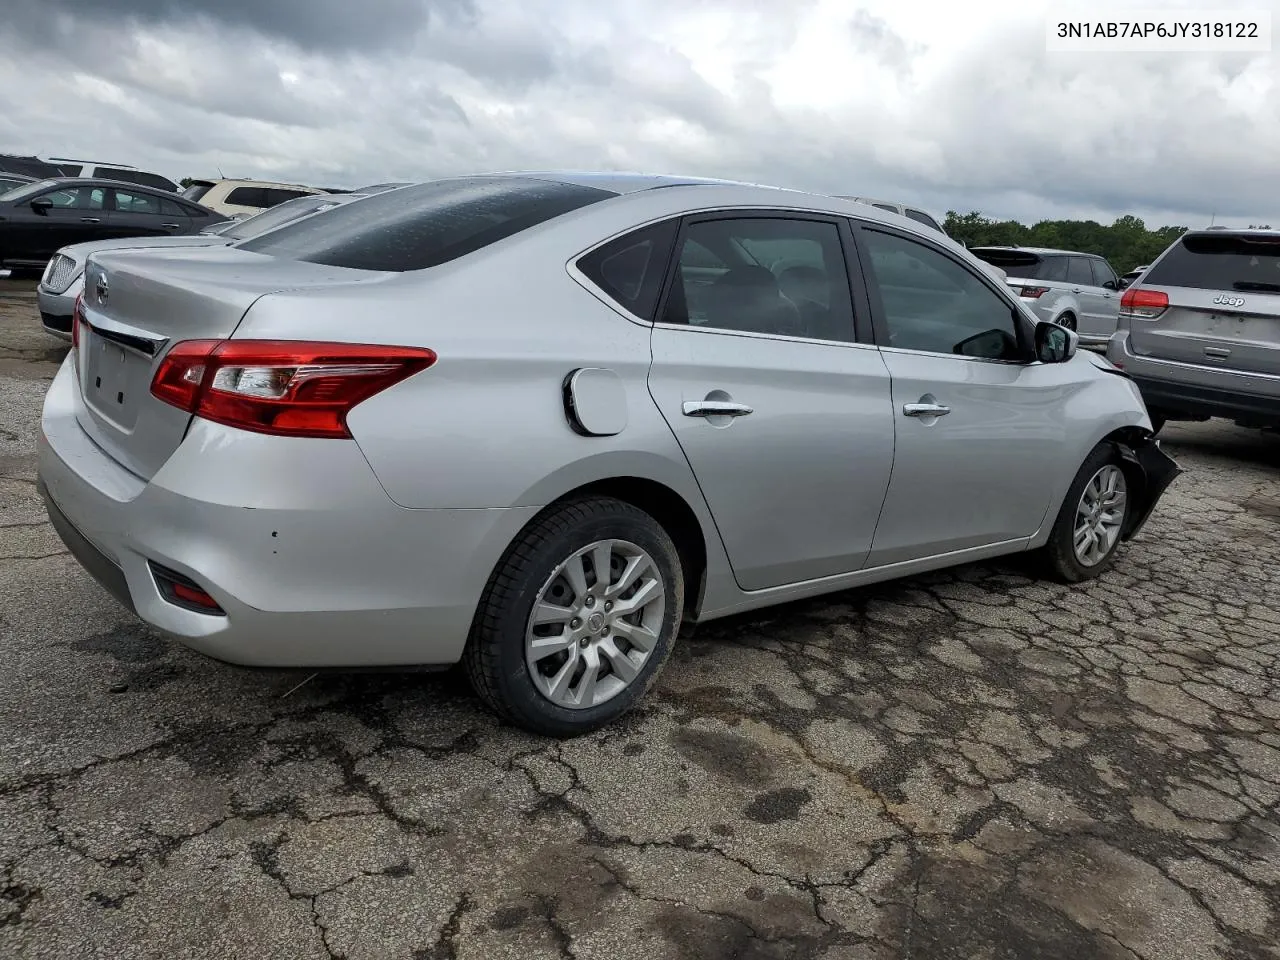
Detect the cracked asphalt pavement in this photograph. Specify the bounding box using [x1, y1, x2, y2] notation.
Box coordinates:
[2, 279, 1279, 959]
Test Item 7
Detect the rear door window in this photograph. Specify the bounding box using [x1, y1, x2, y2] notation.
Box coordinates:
[1144, 234, 1280, 292]
[112, 189, 163, 215]
[1066, 257, 1094, 286]
[225, 186, 269, 208]
[238, 177, 616, 272]
[576, 220, 678, 320]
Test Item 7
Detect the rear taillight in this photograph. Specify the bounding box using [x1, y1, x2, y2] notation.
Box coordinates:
[150, 340, 437, 439]
[1016, 285, 1049, 299]
[1119, 287, 1169, 320]
[71, 292, 84, 371]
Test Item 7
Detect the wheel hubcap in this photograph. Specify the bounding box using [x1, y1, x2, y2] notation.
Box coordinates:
[1073, 465, 1128, 567]
[524, 538, 666, 710]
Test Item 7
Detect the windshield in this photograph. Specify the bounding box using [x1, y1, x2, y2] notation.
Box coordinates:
[0, 178, 60, 202]
[222, 196, 347, 240]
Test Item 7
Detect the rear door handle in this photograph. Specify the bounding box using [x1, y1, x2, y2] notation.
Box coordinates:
[80, 217, 102, 223]
[161, 222, 180, 229]
[903, 403, 951, 418]
[1070, 287, 1082, 294]
[683, 400, 754, 418]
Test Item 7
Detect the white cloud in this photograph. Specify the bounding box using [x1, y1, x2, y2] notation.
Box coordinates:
[1, 0, 1276, 227]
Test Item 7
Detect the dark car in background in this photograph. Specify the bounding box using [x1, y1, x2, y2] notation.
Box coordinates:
[0, 177, 226, 277]
[0, 172, 34, 194]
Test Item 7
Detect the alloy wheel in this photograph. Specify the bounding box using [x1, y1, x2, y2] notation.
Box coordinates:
[524, 538, 666, 709]
[1073, 464, 1127, 567]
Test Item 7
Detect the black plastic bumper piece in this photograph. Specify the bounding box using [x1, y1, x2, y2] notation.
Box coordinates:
[1115, 437, 1181, 542]
[37, 478, 137, 615]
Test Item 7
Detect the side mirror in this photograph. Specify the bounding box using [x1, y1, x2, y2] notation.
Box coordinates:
[1035, 320, 1078, 363]
[1101, 279, 1118, 291]
[30, 197, 53, 214]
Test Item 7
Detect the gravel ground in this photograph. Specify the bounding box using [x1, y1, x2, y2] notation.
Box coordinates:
[2, 279, 1278, 960]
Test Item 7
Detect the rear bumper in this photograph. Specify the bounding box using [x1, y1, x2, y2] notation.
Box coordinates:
[1108, 331, 1280, 426]
[38, 355, 539, 668]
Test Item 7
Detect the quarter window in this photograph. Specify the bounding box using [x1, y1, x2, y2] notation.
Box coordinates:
[661, 217, 857, 343]
[860, 229, 1021, 361]
[576, 220, 678, 320]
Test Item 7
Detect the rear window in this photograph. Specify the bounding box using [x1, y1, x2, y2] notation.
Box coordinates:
[239, 177, 617, 272]
[1144, 234, 1280, 292]
[182, 183, 213, 202]
[970, 250, 1070, 282]
[903, 208, 942, 232]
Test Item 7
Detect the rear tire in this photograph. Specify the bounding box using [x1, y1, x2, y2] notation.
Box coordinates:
[1038, 444, 1133, 584]
[1057, 312, 1077, 331]
[462, 497, 683, 737]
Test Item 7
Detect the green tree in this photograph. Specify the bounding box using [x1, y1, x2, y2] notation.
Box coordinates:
[943, 211, 1189, 273]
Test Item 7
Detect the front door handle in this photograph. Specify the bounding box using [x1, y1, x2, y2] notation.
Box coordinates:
[903, 402, 951, 418]
[683, 400, 754, 418]
[161, 222, 181, 229]
[80, 217, 102, 223]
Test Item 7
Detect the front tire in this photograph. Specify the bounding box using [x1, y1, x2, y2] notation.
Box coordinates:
[1038, 444, 1132, 583]
[462, 497, 683, 737]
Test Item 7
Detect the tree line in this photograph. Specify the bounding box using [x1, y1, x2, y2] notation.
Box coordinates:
[941, 211, 1263, 275]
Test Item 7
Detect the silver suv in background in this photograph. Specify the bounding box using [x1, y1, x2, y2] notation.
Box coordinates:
[836, 196, 947, 234]
[969, 246, 1124, 346]
[1108, 229, 1280, 432]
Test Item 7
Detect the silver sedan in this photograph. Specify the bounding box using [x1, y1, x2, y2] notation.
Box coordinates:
[37, 173, 1179, 736]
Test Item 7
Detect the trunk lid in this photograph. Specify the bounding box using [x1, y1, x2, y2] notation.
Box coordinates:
[76, 247, 383, 479]
[1128, 232, 1280, 376]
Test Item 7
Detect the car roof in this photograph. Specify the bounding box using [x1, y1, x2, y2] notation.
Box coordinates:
[33, 176, 182, 194]
[1180, 227, 1280, 241]
[187, 178, 319, 190]
[971, 245, 1103, 257]
[48, 158, 139, 169]
[477, 170, 782, 196]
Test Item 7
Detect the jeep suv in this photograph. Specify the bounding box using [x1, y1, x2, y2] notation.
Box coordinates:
[1107, 229, 1280, 432]
[969, 246, 1124, 347]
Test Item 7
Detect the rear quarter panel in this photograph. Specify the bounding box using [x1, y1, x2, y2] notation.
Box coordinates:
[237, 236, 713, 516]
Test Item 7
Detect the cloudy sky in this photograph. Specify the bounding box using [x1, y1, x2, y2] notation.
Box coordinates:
[2, 0, 1277, 228]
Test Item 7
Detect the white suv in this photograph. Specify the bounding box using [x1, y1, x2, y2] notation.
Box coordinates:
[180, 178, 326, 217]
[46, 158, 179, 193]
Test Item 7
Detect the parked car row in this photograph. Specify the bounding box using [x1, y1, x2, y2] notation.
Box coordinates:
[34, 191, 388, 337]
[34, 172, 1179, 736]
[0, 177, 228, 278]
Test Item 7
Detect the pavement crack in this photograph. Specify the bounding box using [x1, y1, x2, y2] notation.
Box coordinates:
[415, 891, 475, 960]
